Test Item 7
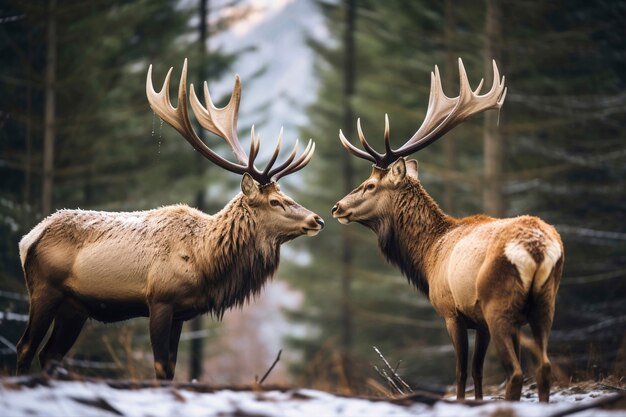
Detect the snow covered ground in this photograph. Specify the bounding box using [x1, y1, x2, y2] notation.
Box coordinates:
[1, 377, 624, 417]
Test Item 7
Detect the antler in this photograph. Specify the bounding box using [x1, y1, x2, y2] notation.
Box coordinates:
[146, 59, 315, 184]
[339, 58, 507, 169]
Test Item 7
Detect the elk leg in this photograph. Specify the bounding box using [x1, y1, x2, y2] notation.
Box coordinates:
[528, 297, 555, 402]
[148, 302, 174, 380]
[38, 304, 87, 370]
[488, 319, 523, 401]
[529, 323, 552, 402]
[471, 327, 490, 400]
[16, 289, 64, 374]
[445, 318, 468, 400]
[168, 320, 183, 379]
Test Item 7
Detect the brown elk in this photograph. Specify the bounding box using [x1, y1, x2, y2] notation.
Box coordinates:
[16, 59, 324, 380]
[332, 59, 563, 402]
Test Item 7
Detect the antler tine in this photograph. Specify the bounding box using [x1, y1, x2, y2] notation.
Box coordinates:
[262, 127, 283, 176]
[289, 139, 314, 171]
[498, 85, 508, 106]
[383, 113, 392, 154]
[402, 65, 457, 149]
[474, 78, 484, 95]
[395, 58, 506, 157]
[147, 66, 179, 132]
[279, 141, 316, 179]
[357, 118, 382, 160]
[339, 129, 377, 163]
[272, 140, 316, 181]
[458, 57, 473, 100]
[493, 60, 508, 105]
[487, 59, 500, 96]
[253, 128, 262, 162]
[148, 60, 318, 185]
[247, 125, 259, 171]
[189, 75, 248, 164]
[267, 138, 300, 177]
[146, 59, 248, 174]
[336, 58, 506, 169]
[247, 126, 314, 184]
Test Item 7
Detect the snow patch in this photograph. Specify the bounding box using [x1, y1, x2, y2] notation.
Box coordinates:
[0, 379, 623, 417]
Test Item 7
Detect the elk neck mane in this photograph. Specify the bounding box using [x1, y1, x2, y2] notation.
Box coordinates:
[375, 177, 453, 298]
[199, 194, 280, 318]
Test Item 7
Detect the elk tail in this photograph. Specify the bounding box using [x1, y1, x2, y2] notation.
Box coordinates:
[530, 239, 563, 296]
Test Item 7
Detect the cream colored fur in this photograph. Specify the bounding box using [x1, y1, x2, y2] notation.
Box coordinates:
[19, 218, 50, 269]
[504, 241, 537, 292]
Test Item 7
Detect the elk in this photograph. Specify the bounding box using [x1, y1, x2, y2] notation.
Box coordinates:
[16, 59, 324, 380]
[332, 59, 563, 402]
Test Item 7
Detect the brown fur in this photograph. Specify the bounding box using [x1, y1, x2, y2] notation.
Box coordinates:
[17, 181, 323, 379]
[333, 159, 563, 402]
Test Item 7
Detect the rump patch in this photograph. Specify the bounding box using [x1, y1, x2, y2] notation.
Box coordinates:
[504, 241, 537, 291]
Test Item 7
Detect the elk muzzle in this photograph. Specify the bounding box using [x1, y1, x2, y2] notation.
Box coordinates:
[331, 202, 351, 224]
[304, 215, 325, 236]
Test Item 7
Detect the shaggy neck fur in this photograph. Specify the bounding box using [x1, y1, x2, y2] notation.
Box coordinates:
[199, 195, 280, 318]
[374, 178, 453, 298]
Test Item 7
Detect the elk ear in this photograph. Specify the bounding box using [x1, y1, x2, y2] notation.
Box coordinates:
[405, 159, 419, 180]
[241, 173, 260, 199]
[388, 158, 406, 185]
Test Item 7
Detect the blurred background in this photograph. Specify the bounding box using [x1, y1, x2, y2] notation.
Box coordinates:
[1, 0, 624, 394]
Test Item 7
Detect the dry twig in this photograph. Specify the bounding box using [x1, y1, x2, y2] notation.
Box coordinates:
[374, 364, 403, 395]
[372, 346, 412, 394]
[256, 349, 282, 385]
[599, 383, 626, 392]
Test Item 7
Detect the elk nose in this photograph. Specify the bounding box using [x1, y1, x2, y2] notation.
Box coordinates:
[331, 204, 338, 214]
[315, 216, 325, 229]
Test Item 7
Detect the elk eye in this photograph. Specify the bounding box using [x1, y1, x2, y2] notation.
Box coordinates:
[366, 183, 376, 191]
[270, 199, 280, 207]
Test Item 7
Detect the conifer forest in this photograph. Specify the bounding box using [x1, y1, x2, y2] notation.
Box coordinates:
[0, 0, 625, 415]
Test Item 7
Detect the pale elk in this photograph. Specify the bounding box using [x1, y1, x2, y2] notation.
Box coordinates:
[16, 59, 324, 380]
[332, 59, 563, 402]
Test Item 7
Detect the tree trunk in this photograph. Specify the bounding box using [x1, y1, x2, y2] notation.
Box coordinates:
[483, 0, 504, 217]
[23, 29, 33, 228]
[42, 0, 57, 216]
[340, 0, 356, 391]
[189, 0, 209, 382]
[443, 0, 456, 214]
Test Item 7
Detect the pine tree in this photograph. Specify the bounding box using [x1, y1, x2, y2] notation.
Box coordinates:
[0, 0, 244, 377]
[287, 0, 625, 390]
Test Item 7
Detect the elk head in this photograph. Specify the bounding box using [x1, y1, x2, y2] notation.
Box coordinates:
[147, 59, 324, 239]
[332, 58, 507, 226]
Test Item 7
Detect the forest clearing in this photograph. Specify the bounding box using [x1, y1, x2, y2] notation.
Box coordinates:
[1, 0, 624, 415]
